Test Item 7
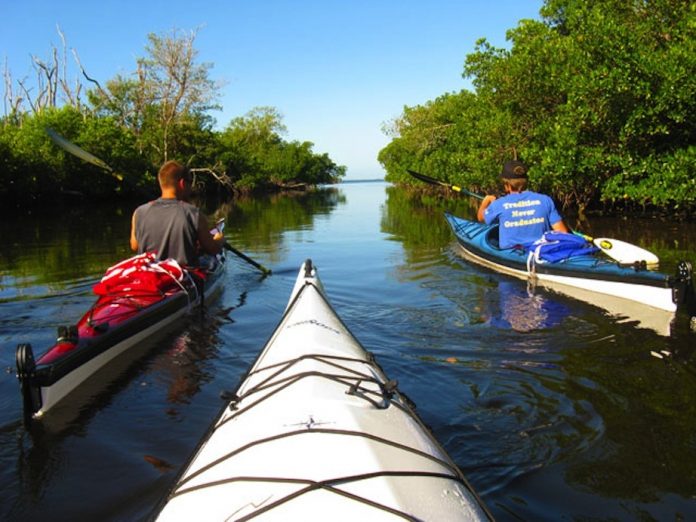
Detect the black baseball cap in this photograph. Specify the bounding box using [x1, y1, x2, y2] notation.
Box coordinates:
[500, 160, 528, 179]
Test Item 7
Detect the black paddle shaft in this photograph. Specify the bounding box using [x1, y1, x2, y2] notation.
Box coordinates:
[406, 170, 485, 200]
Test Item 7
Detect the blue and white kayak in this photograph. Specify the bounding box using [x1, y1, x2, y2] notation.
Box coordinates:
[444, 213, 693, 314]
[154, 260, 492, 521]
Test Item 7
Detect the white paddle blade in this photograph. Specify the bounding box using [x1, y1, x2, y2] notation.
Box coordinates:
[594, 237, 659, 266]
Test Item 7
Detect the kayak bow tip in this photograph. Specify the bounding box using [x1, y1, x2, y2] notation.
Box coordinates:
[303, 258, 314, 278]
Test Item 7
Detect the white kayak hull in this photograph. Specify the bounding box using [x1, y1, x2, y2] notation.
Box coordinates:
[457, 242, 676, 312]
[154, 260, 491, 521]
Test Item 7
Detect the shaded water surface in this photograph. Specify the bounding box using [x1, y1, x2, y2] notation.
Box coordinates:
[1, 181, 695, 520]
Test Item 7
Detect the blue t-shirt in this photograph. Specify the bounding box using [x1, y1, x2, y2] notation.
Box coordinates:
[484, 191, 563, 249]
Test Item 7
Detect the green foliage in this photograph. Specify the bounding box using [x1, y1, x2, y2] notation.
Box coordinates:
[380, 0, 696, 214]
[87, 29, 221, 169]
[603, 145, 696, 207]
[379, 91, 501, 193]
[1, 107, 85, 201]
[0, 106, 155, 205]
[217, 107, 345, 191]
[0, 29, 344, 208]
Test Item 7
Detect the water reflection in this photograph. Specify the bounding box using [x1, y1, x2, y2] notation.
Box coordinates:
[1, 182, 696, 520]
[380, 183, 696, 519]
[0, 204, 132, 298]
[3, 288, 237, 520]
[486, 280, 571, 333]
[222, 187, 346, 261]
[154, 293, 246, 413]
[575, 215, 696, 272]
[380, 184, 473, 250]
[554, 326, 696, 511]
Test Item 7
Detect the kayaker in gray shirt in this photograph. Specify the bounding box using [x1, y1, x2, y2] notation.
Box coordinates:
[130, 160, 224, 266]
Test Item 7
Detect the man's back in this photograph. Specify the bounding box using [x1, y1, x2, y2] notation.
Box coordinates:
[134, 198, 199, 265]
[483, 191, 562, 249]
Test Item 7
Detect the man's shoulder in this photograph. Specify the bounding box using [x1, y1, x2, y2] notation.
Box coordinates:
[134, 199, 157, 213]
[135, 198, 198, 214]
[528, 191, 557, 209]
[512, 191, 555, 207]
[178, 200, 200, 218]
[179, 200, 198, 210]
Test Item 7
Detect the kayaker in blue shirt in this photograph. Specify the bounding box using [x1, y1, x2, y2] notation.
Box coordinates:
[477, 160, 568, 249]
[130, 160, 224, 266]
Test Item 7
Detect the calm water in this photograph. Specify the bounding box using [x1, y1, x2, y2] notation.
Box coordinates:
[1, 181, 696, 520]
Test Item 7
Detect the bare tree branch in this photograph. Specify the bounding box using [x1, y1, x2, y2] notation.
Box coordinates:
[30, 53, 59, 112]
[56, 24, 77, 107]
[72, 47, 108, 100]
[17, 78, 37, 114]
[3, 58, 13, 119]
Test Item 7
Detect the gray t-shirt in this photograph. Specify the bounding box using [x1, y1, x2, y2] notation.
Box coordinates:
[134, 198, 199, 265]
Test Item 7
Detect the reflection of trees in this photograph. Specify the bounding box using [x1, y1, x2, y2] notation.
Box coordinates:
[380, 186, 476, 255]
[0, 187, 345, 294]
[571, 215, 696, 272]
[559, 330, 696, 501]
[0, 204, 133, 293]
[221, 187, 345, 262]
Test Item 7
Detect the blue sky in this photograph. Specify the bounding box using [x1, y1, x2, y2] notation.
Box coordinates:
[2, 1, 543, 179]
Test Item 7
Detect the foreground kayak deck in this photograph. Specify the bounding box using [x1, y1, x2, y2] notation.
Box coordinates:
[444, 213, 693, 317]
[16, 253, 226, 422]
[153, 260, 491, 521]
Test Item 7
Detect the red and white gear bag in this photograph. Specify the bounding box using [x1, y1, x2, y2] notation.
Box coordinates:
[93, 252, 186, 296]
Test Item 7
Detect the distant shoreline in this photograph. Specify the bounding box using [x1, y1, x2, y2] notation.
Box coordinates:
[336, 178, 386, 184]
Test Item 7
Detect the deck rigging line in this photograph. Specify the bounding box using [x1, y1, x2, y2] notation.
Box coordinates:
[165, 352, 479, 518]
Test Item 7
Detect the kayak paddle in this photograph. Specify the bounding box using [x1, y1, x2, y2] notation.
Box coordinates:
[408, 169, 660, 266]
[224, 243, 272, 276]
[406, 170, 484, 200]
[47, 128, 123, 181]
[588, 235, 659, 267]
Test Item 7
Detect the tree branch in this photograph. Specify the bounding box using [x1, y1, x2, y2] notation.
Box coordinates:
[72, 47, 109, 100]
